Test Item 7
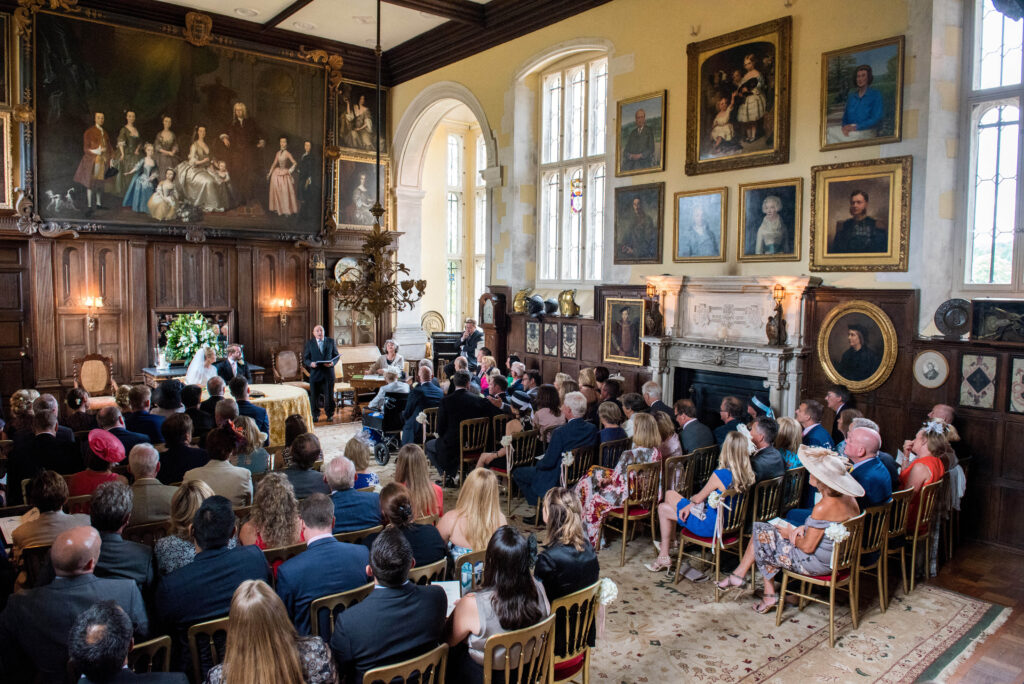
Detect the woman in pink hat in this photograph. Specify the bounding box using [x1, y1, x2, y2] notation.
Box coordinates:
[68, 429, 128, 497]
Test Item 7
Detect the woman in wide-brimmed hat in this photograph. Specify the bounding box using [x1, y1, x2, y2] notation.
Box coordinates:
[716, 445, 863, 613]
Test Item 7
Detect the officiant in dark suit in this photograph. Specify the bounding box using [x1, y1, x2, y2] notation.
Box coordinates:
[303, 325, 338, 423]
[214, 344, 252, 383]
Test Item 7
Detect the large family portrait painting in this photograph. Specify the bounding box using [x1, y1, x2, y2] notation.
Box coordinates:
[34, 12, 327, 235]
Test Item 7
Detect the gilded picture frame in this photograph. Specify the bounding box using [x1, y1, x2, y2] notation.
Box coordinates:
[673, 187, 726, 263]
[817, 300, 898, 392]
[335, 152, 391, 231]
[0, 110, 13, 210]
[616, 90, 666, 176]
[820, 35, 905, 151]
[338, 78, 389, 156]
[810, 155, 911, 271]
[603, 297, 645, 367]
[685, 17, 792, 175]
[737, 177, 801, 262]
[613, 182, 664, 264]
[0, 13, 10, 108]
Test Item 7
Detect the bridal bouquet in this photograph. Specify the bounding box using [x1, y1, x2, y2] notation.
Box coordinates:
[165, 312, 220, 361]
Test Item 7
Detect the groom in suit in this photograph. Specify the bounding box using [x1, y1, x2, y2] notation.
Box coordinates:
[214, 344, 252, 383]
[303, 325, 339, 423]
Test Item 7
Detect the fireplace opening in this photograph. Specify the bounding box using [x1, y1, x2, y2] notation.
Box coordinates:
[672, 367, 766, 432]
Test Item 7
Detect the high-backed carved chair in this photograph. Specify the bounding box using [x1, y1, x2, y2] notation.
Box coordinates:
[72, 354, 117, 410]
[272, 348, 310, 391]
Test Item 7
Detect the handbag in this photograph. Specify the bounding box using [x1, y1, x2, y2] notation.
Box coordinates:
[688, 500, 707, 521]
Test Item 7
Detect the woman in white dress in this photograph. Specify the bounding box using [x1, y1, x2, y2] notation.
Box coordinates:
[185, 345, 219, 386]
[176, 125, 228, 212]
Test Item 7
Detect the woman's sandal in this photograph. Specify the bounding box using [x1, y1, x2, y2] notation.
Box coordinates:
[644, 556, 672, 572]
[753, 596, 779, 614]
[715, 573, 748, 591]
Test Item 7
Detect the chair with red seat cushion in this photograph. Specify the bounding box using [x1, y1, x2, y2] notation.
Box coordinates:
[548, 581, 600, 683]
[673, 487, 751, 601]
[599, 461, 662, 567]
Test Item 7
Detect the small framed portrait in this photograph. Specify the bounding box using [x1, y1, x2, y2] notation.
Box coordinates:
[525, 320, 540, 355]
[913, 350, 949, 389]
[613, 183, 664, 264]
[603, 297, 646, 366]
[542, 322, 559, 356]
[339, 79, 389, 155]
[616, 90, 666, 176]
[737, 178, 801, 261]
[336, 153, 390, 231]
[820, 36, 905, 151]
[674, 187, 726, 262]
[971, 299, 1024, 344]
[810, 155, 911, 271]
[816, 300, 898, 392]
[960, 353, 998, 410]
[685, 17, 792, 175]
[561, 323, 578, 359]
[1009, 356, 1024, 414]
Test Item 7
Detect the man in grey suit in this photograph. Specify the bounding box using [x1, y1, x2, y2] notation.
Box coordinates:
[0, 526, 149, 682]
[283, 433, 330, 499]
[90, 481, 155, 596]
[673, 399, 715, 453]
[128, 444, 177, 525]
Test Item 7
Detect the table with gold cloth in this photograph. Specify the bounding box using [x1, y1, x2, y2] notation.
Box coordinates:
[248, 384, 313, 447]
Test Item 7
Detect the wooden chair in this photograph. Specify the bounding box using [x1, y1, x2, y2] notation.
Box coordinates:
[491, 429, 540, 516]
[480, 614, 555, 684]
[310, 582, 375, 639]
[65, 494, 91, 515]
[775, 512, 866, 648]
[263, 540, 308, 568]
[0, 503, 32, 519]
[549, 581, 600, 683]
[743, 476, 784, 550]
[599, 461, 661, 567]
[127, 635, 172, 673]
[780, 467, 807, 515]
[72, 353, 118, 410]
[415, 514, 439, 526]
[458, 417, 491, 486]
[334, 525, 383, 545]
[123, 520, 171, 548]
[452, 549, 486, 588]
[408, 558, 448, 585]
[883, 487, 915, 599]
[272, 348, 310, 391]
[20, 544, 51, 589]
[491, 414, 509, 451]
[674, 487, 750, 601]
[907, 479, 944, 592]
[561, 444, 597, 489]
[233, 505, 254, 523]
[363, 642, 448, 684]
[422, 407, 439, 443]
[187, 616, 230, 683]
[688, 445, 719, 492]
[268, 445, 288, 471]
[599, 437, 630, 468]
[855, 502, 892, 613]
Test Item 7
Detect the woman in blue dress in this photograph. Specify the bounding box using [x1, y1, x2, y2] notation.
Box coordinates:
[122, 142, 158, 213]
[647, 431, 755, 575]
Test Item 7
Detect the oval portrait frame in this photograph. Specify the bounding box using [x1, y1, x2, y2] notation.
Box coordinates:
[817, 300, 898, 392]
[913, 349, 949, 389]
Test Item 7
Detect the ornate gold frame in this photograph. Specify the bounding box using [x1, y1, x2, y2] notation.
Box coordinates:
[673, 186, 726, 263]
[615, 90, 666, 177]
[817, 300, 898, 392]
[809, 155, 911, 272]
[0, 110, 13, 210]
[335, 151, 391, 231]
[603, 297, 645, 367]
[737, 177, 801, 262]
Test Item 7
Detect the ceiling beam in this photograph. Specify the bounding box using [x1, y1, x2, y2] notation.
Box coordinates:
[262, 0, 317, 32]
[382, 0, 486, 26]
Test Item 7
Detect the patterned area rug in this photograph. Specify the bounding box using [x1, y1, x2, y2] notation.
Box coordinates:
[313, 423, 1008, 683]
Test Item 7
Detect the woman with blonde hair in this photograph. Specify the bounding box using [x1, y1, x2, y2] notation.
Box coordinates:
[576, 412, 663, 548]
[647, 431, 756, 576]
[240, 473, 302, 553]
[204, 579, 337, 684]
[578, 368, 600, 407]
[558, 379, 580, 403]
[233, 415, 269, 474]
[775, 416, 803, 469]
[394, 444, 443, 517]
[899, 420, 955, 525]
[344, 437, 380, 489]
[478, 355, 497, 393]
[155, 479, 225, 576]
[654, 410, 683, 459]
[4, 389, 38, 438]
[436, 468, 506, 560]
[553, 372, 573, 396]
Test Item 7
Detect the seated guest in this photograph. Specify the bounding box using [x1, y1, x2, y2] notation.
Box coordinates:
[426, 370, 501, 486]
[157, 413, 209, 485]
[834, 408, 863, 458]
[154, 480, 222, 577]
[395, 444, 444, 518]
[214, 396, 239, 428]
[578, 368, 600, 409]
[280, 413, 311, 468]
[115, 386, 132, 413]
[98, 406, 149, 456]
[674, 399, 715, 453]
[367, 366, 409, 410]
[155, 496, 270, 671]
[479, 356, 499, 394]
[845, 427, 894, 508]
[89, 481, 154, 595]
[182, 383, 214, 441]
[522, 368, 542, 400]
[438, 469, 506, 560]
[485, 375, 510, 413]
[64, 388, 98, 432]
[850, 417, 900, 489]
[476, 394, 536, 471]
[776, 416, 803, 469]
[233, 415, 270, 474]
[654, 411, 683, 459]
[0, 526, 149, 682]
[796, 399, 834, 448]
[229, 376, 270, 439]
[599, 377, 622, 408]
[68, 601, 187, 684]
[325, 456, 381, 533]
[717, 447, 863, 613]
[747, 394, 774, 420]
[330, 527, 447, 684]
[714, 396, 746, 445]
[446, 525, 551, 683]
[7, 408, 81, 505]
[513, 392, 598, 526]
[3, 388, 38, 441]
[283, 433, 331, 498]
[70, 429, 128, 497]
[277, 494, 370, 635]
[532, 384, 566, 442]
[199, 376, 226, 416]
[642, 381, 674, 420]
[239, 473, 302, 553]
[183, 422, 253, 506]
[576, 412, 662, 548]
[750, 416, 786, 483]
[206, 579, 338, 684]
[553, 372, 574, 397]
[345, 438, 380, 489]
[401, 365, 443, 444]
[371, 339, 406, 377]
[30, 393, 76, 443]
[124, 385, 165, 444]
[151, 380, 185, 419]
[928, 403, 968, 460]
[825, 384, 854, 445]
[444, 356, 471, 396]
[597, 401, 627, 443]
[128, 444, 177, 525]
[363, 483, 446, 567]
[900, 420, 954, 527]
[648, 432, 755, 576]
[12, 470, 91, 565]
[507, 361, 526, 396]
[620, 393, 647, 438]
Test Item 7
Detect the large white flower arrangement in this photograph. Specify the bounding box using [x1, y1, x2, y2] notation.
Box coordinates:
[164, 312, 221, 361]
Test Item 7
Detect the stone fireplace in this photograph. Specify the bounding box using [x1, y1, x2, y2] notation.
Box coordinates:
[641, 275, 821, 418]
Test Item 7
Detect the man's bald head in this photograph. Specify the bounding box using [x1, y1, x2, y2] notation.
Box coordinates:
[846, 426, 881, 463]
[51, 526, 101, 577]
[929, 403, 955, 424]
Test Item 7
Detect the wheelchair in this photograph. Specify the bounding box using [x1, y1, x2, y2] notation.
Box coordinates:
[361, 391, 409, 466]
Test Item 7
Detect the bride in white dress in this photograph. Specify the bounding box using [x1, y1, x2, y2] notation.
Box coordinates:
[185, 345, 219, 386]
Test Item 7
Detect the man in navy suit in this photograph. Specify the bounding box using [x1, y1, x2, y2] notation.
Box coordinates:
[714, 396, 746, 446]
[156, 496, 270, 672]
[199, 376, 226, 416]
[513, 392, 598, 525]
[124, 386, 165, 445]
[156, 413, 209, 485]
[825, 385, 854, 445]
[228, 376, 270, 439]
[214, 344, 252, 383]
[845, 427, 893, 509]
[674, 399, 715, 453]
[426, 371, 500, 484]
[98, 407, 150, 454]
[324, 457, 381, 533]
[796, 399, 834, 448]
[283, 434, 331, 499]
[642, 381, 674, 421]
[277, 494, 370, 635]
[6, 409, 82, 506]
[401, 366, 444, 445]
[302, 325, 339, 422]
[330, 527, 446, 684]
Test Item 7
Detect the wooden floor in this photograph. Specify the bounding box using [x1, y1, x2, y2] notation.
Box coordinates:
[934, 541, 1024, 683]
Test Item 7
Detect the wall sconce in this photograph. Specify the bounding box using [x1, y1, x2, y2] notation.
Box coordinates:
[772, 283, 786, 306]
[272, 298, 293, 327]
[645, 281, 659, 299]
[766, 284, 787, 346]
[83, 296, 104, 331]
[309, 251, 326, 289]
